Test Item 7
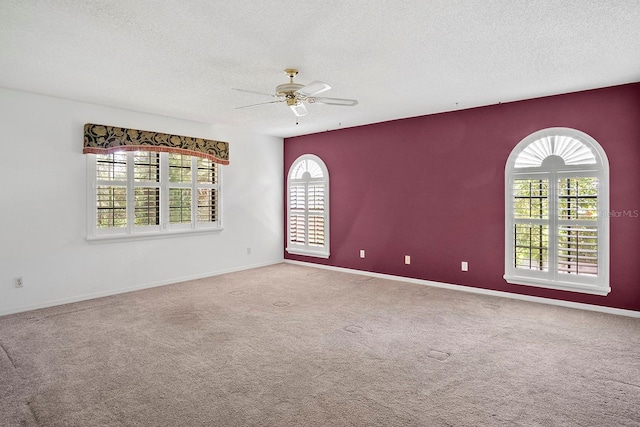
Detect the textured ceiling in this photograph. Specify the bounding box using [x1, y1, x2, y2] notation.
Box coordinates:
[1, 1, 639, 138]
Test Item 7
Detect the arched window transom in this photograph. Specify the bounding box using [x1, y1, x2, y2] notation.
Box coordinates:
[514, 134, 597, 168]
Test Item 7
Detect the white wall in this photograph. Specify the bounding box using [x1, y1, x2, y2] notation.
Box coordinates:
[0, 88, 284, 315]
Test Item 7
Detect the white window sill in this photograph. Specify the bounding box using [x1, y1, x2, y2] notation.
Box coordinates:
[87, 227, 223, 244]
[286, 247, 330, 259]
[504, 274, 610, 296]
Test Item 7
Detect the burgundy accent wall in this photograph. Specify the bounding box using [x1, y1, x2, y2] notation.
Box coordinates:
[284, 83, 640, 312]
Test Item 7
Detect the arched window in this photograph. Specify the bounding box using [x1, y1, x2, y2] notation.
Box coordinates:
[504, 128, 610, 295]
[286, 154, 330, 258]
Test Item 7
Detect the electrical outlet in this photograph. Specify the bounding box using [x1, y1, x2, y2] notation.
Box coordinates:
[405, 255, 411, 265]
[247, 247, 252, 255]
[15, 277, 23, 288]
[461, 261, 468, 272]
[360, 249, 365, 258]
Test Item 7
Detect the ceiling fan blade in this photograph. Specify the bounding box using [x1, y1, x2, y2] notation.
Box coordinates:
[296, 81, 331, 97]
[232, 88, 277, 98]
[312, 97, 358, 106]
[289, 102, 308, 117]
[236, 100, 284, 110]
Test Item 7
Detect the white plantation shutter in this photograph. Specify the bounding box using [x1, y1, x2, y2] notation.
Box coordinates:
[308, 184, 325, 246]
[557, 225, 598, 275]
[196, 158, 218, 224]
[96, 185, 127, 228]
[134, 187, 160, 226]
[289, 184, 307, 244]
[290, 215, 306, 244]
[505, 128, 609, 296]
[133, 152, 160, 227]
[96, 153, 128, 230]
[308, 216, 325, 246]
[290, 185, 306, 210]
[287, 155, 330, 258]
[557, 176, 599, 277]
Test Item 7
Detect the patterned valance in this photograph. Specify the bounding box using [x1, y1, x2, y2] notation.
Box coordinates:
[83, 123, 229, 165]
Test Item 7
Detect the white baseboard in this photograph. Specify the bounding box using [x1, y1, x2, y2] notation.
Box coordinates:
[0, 260, 283, 317]
[284, 260, 640, 318]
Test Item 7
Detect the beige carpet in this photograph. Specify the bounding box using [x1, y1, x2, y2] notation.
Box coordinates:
[1, 263, 639, 426]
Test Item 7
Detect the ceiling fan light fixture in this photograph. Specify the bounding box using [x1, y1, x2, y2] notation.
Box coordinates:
[289, 102, 308, 117]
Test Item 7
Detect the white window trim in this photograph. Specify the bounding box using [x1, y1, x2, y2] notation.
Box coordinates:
[504, 128, 610, 296]
[286, 154, 330, 258]
[86, 152, 223, 243]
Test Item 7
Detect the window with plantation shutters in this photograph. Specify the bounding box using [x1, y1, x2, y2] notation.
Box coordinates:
[96, 152, 127, 228]
[88, 151, 221, 240]
[504, 128, 610, 296]
[133, 151, 160, 227]
[287, 154, 330, 258]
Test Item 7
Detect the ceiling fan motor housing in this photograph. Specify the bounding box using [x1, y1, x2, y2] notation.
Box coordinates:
[276, 83, 304, 98]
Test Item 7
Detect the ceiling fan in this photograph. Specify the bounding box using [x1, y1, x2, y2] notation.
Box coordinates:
[233, 68, 358, 117]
